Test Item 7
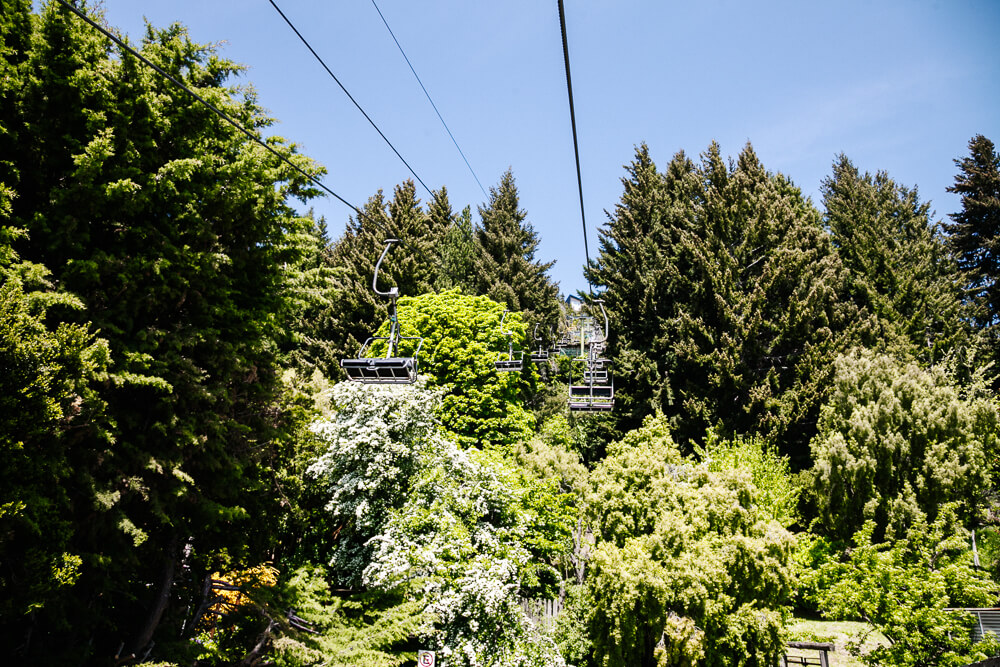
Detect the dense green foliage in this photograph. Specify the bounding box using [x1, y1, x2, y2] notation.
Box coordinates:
[0, 265, 110, 630]
[587, 143, 852, 463]
[1, 2, 325, 660]
[697, 431, 799, 527]
[3, 3, 1000, 666]
[583, 417, 795, 667]
[823, 155, 969, 362]
[947, 135, 1000, 378]
[809, 350, 997, 543]
[817, 508, 998, 667]
[389, 289, 537, 447]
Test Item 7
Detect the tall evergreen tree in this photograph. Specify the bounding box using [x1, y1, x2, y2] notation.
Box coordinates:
[947, 135, 1000, 336]
[473, 169, 560, 330]
[588, 142, 852, 463]
[2, 3, 324, 660]
[436, 204, 478, 293]
[585, 143, 683, 432]
[280, 210, 341, 375]
[823, 154, 969, 363]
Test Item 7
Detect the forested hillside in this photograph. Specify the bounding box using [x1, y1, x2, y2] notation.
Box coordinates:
[3, 3, 1000, 667]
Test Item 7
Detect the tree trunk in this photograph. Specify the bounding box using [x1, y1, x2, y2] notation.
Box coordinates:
[127, 534, 179, 657]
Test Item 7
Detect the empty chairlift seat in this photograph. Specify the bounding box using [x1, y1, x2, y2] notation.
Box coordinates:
[340, 239, 424, 385]
[495, 350, 524, 372]
[568, 356, 614, 412]
[341, 338, 423, 384]
[494, 310, 524, 372]
[568, 381, 614, 412]
[566, 299, 614, 412]
[530, 324, 552, 364]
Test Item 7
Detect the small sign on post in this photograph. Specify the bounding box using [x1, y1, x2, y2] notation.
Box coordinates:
[418, 650, 436, 667]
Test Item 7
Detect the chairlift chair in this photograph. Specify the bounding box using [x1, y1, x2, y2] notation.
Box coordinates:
[530, 325, 552, 364]
[568, 367, 614, 412]
[340, 239, 424, 384]
[566, 300, 614, 411]
[556, 316, 587, 358]
[494, 310, 524, 372]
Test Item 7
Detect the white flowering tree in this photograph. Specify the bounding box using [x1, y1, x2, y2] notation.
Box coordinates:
[307, 381, 445, 584]
[307, 381, 571, 667]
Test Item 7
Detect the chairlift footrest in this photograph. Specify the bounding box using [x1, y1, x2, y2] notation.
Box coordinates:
[568, 400, 615, 412]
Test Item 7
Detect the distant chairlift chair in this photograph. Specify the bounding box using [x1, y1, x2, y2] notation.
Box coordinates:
[530, 324, 551, 364]
[494, 310, 524, 372]
[568, 300, 614, 412]
[340, 239, 423, 383]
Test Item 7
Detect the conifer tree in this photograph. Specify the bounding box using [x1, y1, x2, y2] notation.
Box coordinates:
[589, 142, 852, 462]
[947, 135, 1000, 336]
[823, 155, 969, 363]
[2, 3, 324, 659]
[280, 211, 341, 375]
[585, 143, 685, 432]
[473, 169, 560, 330]
[436, 204, 478, 292]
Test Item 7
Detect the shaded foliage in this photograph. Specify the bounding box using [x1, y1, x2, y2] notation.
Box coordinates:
[0, 2, 324, 660]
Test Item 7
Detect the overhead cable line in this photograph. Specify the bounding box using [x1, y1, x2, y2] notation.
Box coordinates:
[53, 0, 373, 225]
[557, 0, 593, 295]
[267, 0, 434, 199]
[370, 0, 488, 200]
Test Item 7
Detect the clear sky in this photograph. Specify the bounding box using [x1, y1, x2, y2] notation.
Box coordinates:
[95, 0, 1000, 296]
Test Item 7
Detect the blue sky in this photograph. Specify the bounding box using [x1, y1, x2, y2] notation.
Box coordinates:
[96, 0, 1000, 296]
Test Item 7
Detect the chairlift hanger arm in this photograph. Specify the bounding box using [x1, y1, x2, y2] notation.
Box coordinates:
[373, 239, 400, 297]
[593, 299, 609, 340]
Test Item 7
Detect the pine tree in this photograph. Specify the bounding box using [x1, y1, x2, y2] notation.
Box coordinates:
[585, 143, 684, 432]
[436, 204, 478, 293]
[947, 135, 1000, 334]
[473, 169, 560, 330]
[823, 154, 969, 363]
[280, 210, 341, 376]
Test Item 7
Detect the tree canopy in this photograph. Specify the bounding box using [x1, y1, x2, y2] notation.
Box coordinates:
[5, 4, 1000, 666]
[587, 142, 852, 463]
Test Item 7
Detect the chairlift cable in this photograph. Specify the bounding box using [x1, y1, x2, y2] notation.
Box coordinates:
[267, 0, 435, 200]
[52, 0, 378, 226]
[370, 0, 488, 200]
[557, 0, 593, 296]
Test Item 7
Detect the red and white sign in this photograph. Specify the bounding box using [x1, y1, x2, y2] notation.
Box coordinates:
[418, 650, 436, 667]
